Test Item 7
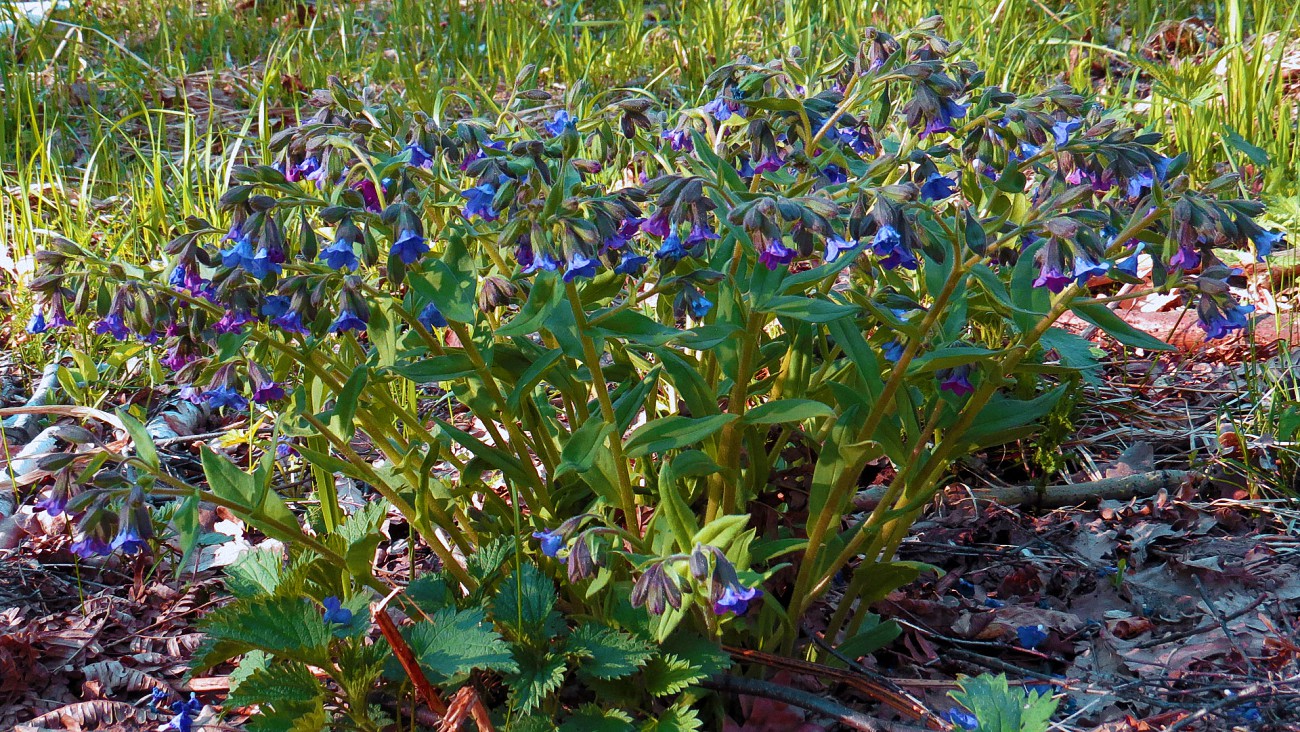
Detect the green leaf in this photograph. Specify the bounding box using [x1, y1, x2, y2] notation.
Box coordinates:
[560, 706, 635, 732]
[1223, 125, 1269, 166]
[1039, 327, 1102, 383]
[335, 501, 386, 580]
[200, 448, 299, 540]
[1070, 302, 1176, 352]
[508, 649, 567, 714]
[224, 548, 289, 598]
[226, 660, 323, 710]
[393, 352, 477, 383]
[642, 653, 711, 697]
[117, 409, 158, 475]
[506, 347, 563, 414]
[566, 623, 654, 680]
[491, 563, 557, 639]
[692, 514, 750, 551]
[949, 673, 1059, 732]
[758, 295, 861, 323]
[656, 450, 715, 552]
[498, 272, 562, 336]
[557, 418, 615, 478]
[639, 703, 703, 732]
[594, 310, 683, 346]
[194, 595, 332, 671]
[741, 398, 835, 425]
[402, 607, 518, 686]
[909, 345, 1002, 373]
[411, 259, 477, 323]
[624, 414, 737, 458]
[961, 385, 1069, 450]
[837, 615, 903, 659]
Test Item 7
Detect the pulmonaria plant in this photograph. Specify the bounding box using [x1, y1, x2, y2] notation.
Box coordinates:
[31, 17, 1284, 714]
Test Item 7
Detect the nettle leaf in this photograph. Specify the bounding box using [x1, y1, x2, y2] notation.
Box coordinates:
[491, 563, 558, 639]
[949, 673, 1058, 732]
[639, 701, 704, 732]
[226, 660, 323, 710]
[566, 623, 654, 680]
[507, 649, 568, 714]
[639, 638, 728, 698]
[194, 595, 332, 671]
[559, 705, 635, 732]
[225, 548, 292, 598]
[623, 414, 737, 459]
[332, 500, 387, 579]
[401, 607, 518, 686]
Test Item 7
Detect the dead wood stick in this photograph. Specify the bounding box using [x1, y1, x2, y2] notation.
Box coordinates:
[855, 470, 1199, 511]
[701, 674, 931, 732]
[373, 588, 448, 716]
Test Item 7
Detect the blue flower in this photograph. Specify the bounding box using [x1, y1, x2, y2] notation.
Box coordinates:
[685, 221, 720, 246]
[1200, 301, 1254, 341]
[70, 534, 111, 559]
[882, 339, 905, 362]
[713, 582, 762, 616]
[824, 235, 855, 262]
[27, 311, 47, 334]
[95, 313, 131, 340]
[921, 97, 967, 138]
[205, 386, 248, 411]
[220, 234, 256, 271]
[544, 110, 575, 137]
[261, 295, 292, 319]
[1073, 252, 1111, 284]
[1125, 170, 1155, 199]
[391, 228, 429, 265]
[563, 251, 599, 282]
[272, 309, 311, 336]
[1012, 142, 1041, 162]
[251, 380, 285, 404]
[655, 232, 687, 261]
[244, 247, 282, 279]
[819, 164, 847, 185]
[330, 308, 368, 334]
[871, 225, 917, 270]
[405, 142, 433, 168]
[532, 529, 565, 557]
[920, 173, 958, 201]
[703, 94, 742, 122]
[35, 489, 68, 517]
[419, 302, 447, 329]
[111, 524, 148, 555]
[322, 596, 354, 625]
[844, 125, 876, 156]
[1116, 243, 1145, 277]
[937, 365, 975, 396]
[941, 708, 979, 730]
[615, 250, 648, 275]
[165, 693, 202, 732]
[1251, 227, 1284, 261]
[682, 287, 712, 319]
[662, 128, 694, 152]
[1017, 623, 1049, 649]
[461, 180, 500, 221]
[319, 239, 360, 271]
[1051, 117, 1082, 146]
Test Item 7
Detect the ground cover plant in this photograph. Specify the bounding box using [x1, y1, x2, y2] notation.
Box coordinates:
[2, 1, 1299, 731]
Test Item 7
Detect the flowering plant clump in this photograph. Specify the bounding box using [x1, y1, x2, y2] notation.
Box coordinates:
[26, 17, 1281, 725]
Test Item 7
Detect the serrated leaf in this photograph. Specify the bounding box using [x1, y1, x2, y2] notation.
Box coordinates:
[227, 660, 323, 709]
[560, 705, 635, 732]
[566, 623, 653, 680]
[639, 702, 703, 731]
[194, 595, 332, 671]
[641, 653, 711, 697]
[401, 608, 518, 686]
[508, 650, 567, 714]
[949, 673, 1059, 732]
[491, 563, 557, 639]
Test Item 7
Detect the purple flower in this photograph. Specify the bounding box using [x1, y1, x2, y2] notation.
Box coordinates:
[941, 708, 979, 730]
[615, 250, 648, 275]
[26, 311, 47, 334]
[532, 529, 565, 557]
[160, 342, 197, 372]
[419, 302, 447, 329]
[205, 386, 248, 411]
[391, 228, 429, 265]
[682, 287, 712, 319]
[319, 239, 360, 271]
[1033, 262, 1073, 293]
[937, 365, 975, 396]
[111, 524, 148, 555]
[330, 308, 368, 334]
[461, 180, 500, 221]
[544, 110, 574, 137]
[662, 128, 694, 152]
[405, 143, 433, 168]
[291, 156, 321, 183]
[1016, 624, 1049, 649]
[655, 232, 687, 261]
[642, 209, 672, 238]
[920, 173, 958, 201]
[169, 264, 207, 294]
[758, 238, 795, 270]
[871, 225, 917, 270]
[824, 234, 854, 262]
[845, 125, 876, 156]
[684, 221, 718, 247]
[712, 582, 762, 616]
[618, 216, 645, 239]
[1169, 242, 1200, 271]
[276, 439, 297, 459]
[921, 97, 968, 138]
[522, 250, 560, 275]
[95, 313, 131, 340]
[563, 252, 599, 282]
[753, 151, 785, 175]
[70, 535, 111, 559]
[47, 302, 74, 330]
[353, 178, 383, 212]
[35, 489, 68, 517]
[213, 310, 255, 334]
[322, 596, 354, 625]
[882, 339, 905, 362]
[703, 94, 742, 122]
[251, 380, 285, 404]
[1073, 252, 1111, 284]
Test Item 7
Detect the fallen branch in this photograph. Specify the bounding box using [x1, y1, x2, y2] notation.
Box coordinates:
[0, 361, 61, 443]
[855, 470, 1200, 511]
[701, 674, 931, 732]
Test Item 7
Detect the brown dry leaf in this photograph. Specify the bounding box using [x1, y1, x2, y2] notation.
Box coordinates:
[15, 700, 148, 731]
[81, 660, 170, 697]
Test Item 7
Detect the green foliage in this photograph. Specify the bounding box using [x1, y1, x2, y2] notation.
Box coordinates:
[950, 674, 1060, 732]
[399, 608, 519, 685]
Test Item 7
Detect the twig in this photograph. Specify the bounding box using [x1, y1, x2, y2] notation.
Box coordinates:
[1133, 594, 1268, 649]
[372, 588, 448, 716]
[1191, 575, 1258, 675]
[855, 470, 1199, 510]
[701, 674, 931, 732]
